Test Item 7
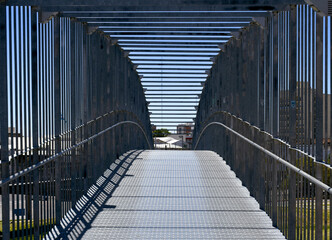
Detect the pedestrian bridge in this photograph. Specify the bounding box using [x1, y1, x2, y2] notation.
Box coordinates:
[1, 0, 332, 240]
[47, 150, 285, 240]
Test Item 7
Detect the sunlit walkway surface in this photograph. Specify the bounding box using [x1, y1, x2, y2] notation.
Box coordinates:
[48, 150, 285, 239]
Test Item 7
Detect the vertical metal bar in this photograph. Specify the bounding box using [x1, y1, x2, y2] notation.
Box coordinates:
[288, 148, 296, 240]
[308, 7, 313, 157]
[263, 17, 268, 132]
[19, 7, 24, 238]
[50, 16, 55, 228]
[53, 15, 62, 225]
[22, 6, 30, 237]
[14, 7, 19, 238]
[91, 32, 98, 181]
[272, 140, 278, 227]
[303, 7, 309, 235]
[315, 12, 323, 240]
[46, 18, 51, 234]
[0, 5, 10, 240]
[259, 24, 265, 129]
[272, 13, 279, 136]
[70, 20, 77, 205]
[42, 21, 46, 235]
[324, 16, 328, 164]
[289, 5, 297, 148]
[9, 6, 14, 239]
[298, 6, 304, 238]
[30, 8, 40, 240]
[27, 7, 33, 237]
[82, 25, 89, 192]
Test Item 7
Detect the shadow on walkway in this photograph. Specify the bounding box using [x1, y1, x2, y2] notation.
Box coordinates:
[45, 149, 143, 240]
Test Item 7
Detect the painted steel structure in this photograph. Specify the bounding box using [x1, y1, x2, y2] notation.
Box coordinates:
[0, 0, 305, 132]
[1, 0, 332, 240]
[0, 6, 153, 239]
[193, 4, 332, 240]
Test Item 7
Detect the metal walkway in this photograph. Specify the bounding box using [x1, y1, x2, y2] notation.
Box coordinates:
[50, 150, 285, 239]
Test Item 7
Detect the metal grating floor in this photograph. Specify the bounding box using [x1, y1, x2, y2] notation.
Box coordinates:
[51, 150, 286, 239]
[45, 150, 285, 240]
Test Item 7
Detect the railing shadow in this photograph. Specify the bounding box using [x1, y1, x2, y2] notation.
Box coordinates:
[44, 149, 143, 240]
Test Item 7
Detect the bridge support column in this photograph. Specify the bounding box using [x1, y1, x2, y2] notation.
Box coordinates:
[0, 5, 10, 240]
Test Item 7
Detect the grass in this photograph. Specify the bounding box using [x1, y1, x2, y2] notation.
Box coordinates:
[0, 219, 55, 239]
[275, 199, 331, 239]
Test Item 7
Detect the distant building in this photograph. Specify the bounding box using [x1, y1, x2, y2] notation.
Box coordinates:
[177, 123, 193, 135]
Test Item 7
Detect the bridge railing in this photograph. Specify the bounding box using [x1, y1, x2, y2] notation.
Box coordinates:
[194, 4, 332, 165]
[194, 111, 332, 240]
[0, 6, 153, 240]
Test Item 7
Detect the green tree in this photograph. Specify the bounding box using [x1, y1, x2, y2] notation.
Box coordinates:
[153, 128, 171, 137]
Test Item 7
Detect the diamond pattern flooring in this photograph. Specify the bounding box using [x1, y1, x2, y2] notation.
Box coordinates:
[83, 150, 285, 239]
[49, 150, 286, 239]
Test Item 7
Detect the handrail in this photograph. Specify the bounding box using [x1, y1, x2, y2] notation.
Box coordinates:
[0, 120, 151, 187]
[1, 109, 147, 163]
[194, 121, 332, 194]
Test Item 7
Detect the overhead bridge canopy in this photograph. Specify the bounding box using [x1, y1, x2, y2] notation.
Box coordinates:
[2, 0, 332, 240]
[4, 0, 304, 132]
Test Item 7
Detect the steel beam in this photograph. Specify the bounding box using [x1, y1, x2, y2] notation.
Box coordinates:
[74, 17, 254, 22]
[112, 31, 232, 36]
[126, 48, 221, 52]
[58, 11, 271, 18]
[121, 43, 220, 47]
[4, 2, 304, 12]
[88, 22, 249, 27]
[134, 61, 213, 64]
[143, 84, 203, 87]
[131, 52, 218, 56]
[103, 27, 242, 31]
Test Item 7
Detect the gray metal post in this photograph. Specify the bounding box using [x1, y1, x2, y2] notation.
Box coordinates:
[53, 15, 62, 225]
[315, 12, 323, 240]
[90, 32, 98, 181]
[264, 17, 270, 132]
[258, 130, 265, 210]
[258, 25, 265, 129]
[272, 139, 278, 227]
[289, 5, 297, 148]
[70, 20, 77, 204]
[31, 9, 40, 240]
[0, 5, 10, 240]
[287, 8, 297, 238]
[82, 25, 89, 192]
[288, 148, 296, 240]
[272, 13, 279, 136]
